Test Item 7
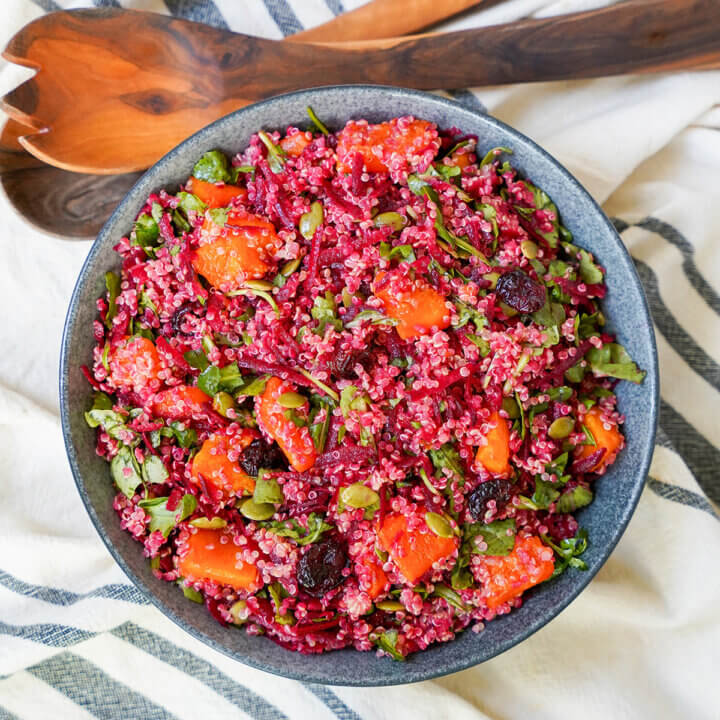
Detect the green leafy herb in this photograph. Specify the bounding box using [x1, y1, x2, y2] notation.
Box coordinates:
[543, 528, 589, 578]
[138, 493, 197, 538]
[467, 518, 517, 556]
[258, 130, 286, 173]
[207, 207, 228, 226]
[192, 149, 232, 184]
[306, 105, 329, 135]
[142, 455, 169, 485]
[183, 349, 209, 371]
[167, 421, 198, 449]
[261, 513, 332, 546]
[104, 271, 121, 329]
[586, 343, 646, 383]
[452, 299, 486, 332]
[432, 584, 470, 613]
[466, 333, 491, 356]
[344, 309, 398, 328]
[373, 629, 405, 661]
[339, 385, 368, 418]
[476, 203, 499, 238]
[133, 213, 159, 248]
[378, 242, 415, 262]
[110, 446, 143, 499]
[479, 146, 512, 167]
[176, 191, 207, 214]
[556, 485, 593, 513]
[85, 402, 136, 445]
[311, 290, 342, 335]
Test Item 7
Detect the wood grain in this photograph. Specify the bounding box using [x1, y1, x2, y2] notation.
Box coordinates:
[3, 0, 720, 174]
[290, 0, 482, 43]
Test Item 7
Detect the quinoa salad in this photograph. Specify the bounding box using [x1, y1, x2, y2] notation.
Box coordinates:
[83, 110, 645, 660]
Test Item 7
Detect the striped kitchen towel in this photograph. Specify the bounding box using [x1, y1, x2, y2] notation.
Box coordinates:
[0, 0, 718, 718]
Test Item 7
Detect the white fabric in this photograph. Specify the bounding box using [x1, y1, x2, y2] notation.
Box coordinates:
[0, 1, 719, 718]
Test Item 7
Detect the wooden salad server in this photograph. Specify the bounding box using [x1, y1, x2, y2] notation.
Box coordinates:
[3, 0, 720, 176]
[0, 0, 483, 237]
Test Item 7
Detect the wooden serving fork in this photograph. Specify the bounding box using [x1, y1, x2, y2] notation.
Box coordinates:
[3, 0, 720, 175]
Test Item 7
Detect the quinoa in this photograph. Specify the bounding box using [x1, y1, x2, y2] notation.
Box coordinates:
[83, 111, 645, 660]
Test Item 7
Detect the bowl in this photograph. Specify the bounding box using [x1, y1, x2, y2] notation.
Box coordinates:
[60, 85, 658, 685]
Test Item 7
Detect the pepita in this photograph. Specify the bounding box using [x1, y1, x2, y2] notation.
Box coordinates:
[340, 483, 380, 509]
[212, 391, 235, 417]
[548, 416, 575, 440]
[299, 201, 323, 240]
[520, 240, 539, 259]
[239, 498, 275, 521]
[375, 600, 405, 612]
[374, 212, 406, 232]
[189, 517, 227, 529]
[277, 391, 307, 409]
[425, 511, 454, 538]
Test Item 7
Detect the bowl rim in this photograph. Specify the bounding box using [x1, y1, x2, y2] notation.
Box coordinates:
[59, 84, 659, 685]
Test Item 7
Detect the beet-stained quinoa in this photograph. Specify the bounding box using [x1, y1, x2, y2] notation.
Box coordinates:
[84, 111, 645, 660]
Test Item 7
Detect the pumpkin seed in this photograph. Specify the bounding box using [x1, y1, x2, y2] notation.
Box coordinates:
[375, 600, 405, 612]
[212, 391, 235, 417]
[243, 279, 274, 291]
[280, 257, 301, 276]
[277, 391, 307, 409]
[340, 483, 380, 509]
[299, 201, 323, 240]
[548, 416, 575, 440]
[483, 271, 500, 289]
[229, 599, 248, 625]
[374, 211, 406, 232]
[501, 396, 520, 419]
[239, 498, 275, 521]
[425, 511, 454, 538]
[520, 240, 539, 259]
[189, 516, 227, 529]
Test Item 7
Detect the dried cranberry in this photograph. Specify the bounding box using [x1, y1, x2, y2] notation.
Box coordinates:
[467, 479, 514, 520]
[239, 439, 287, 476]
[171, 304, 196, 336]
[330, 348, 370, 379]
[297, 538, 347, 597]
[495, 270, 546, 313]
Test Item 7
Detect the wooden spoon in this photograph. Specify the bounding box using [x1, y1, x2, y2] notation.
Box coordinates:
[0, 0, 484, 238]
[4, 0, 720, 176]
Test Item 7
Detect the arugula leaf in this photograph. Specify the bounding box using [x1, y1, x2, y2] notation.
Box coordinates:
[587, 343, 646, 384]
[139, 493, 197, 538]
[192, 150, 232, 183]
[578, 249, 604, 284]
[432, 584, 470, 613]
[142, 455, 169, 485]
[258, 131, 286, 173]
[344, 309, 398, 328]
[261, 513, 332, 545]
[556, 485, 593, 513]
[311, 291, 342, 335]
[479, 146, 512, 167]
[85, 406, 136, 445]
[176, 191, 207, 214]
[339, 385, 368, 418]
[183, 350, 209, 371]
[110, 446, 143, 499]
[197, 365, 221, 396]
[429, 444, 465, 482]
[378, 242, 416, 263]
[133, 213, 159, 248]
[466, 518, 516, 556]
[453, 299, 487, 332]
[374, 629, 405, 661]
[236, 374, 270, 397]
[543, 528, 589, 578]
[104, 271, 121, 329]
[476, 203, 499, 238]
[531, 477, 561, 509]
[167, 421, 198, 449]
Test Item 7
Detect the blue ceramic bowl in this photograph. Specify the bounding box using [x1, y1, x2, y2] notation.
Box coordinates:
[60, 85, 658, 685]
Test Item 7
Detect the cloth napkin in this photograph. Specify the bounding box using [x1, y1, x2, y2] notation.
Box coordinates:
[0, 1, 718, 718]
